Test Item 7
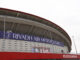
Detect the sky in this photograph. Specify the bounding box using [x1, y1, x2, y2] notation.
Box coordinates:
[0, 0, 80, 54]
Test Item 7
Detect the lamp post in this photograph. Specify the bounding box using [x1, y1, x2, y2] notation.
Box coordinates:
[72, 36, 78, 54]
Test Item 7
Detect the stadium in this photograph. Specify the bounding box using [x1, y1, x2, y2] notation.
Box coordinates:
[0, 8, 78, 60]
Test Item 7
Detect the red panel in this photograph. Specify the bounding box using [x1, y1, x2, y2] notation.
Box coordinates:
[77, 55, 80, 58]
[0, 52, 80, 60]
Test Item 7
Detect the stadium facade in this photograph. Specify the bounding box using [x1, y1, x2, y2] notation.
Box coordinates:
[0, 8, 71, 55]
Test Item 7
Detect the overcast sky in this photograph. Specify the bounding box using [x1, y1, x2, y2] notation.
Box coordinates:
[0, 0, 80, 54]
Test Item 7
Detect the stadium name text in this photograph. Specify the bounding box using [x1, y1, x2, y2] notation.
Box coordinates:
[0, 31, 64, 46]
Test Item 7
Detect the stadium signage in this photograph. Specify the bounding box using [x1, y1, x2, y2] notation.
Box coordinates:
[0, 31, 64, 46]
[63, 55, 77, 58]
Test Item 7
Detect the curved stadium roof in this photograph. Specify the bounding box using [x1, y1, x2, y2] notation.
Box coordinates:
[0, 8, 72, 52]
